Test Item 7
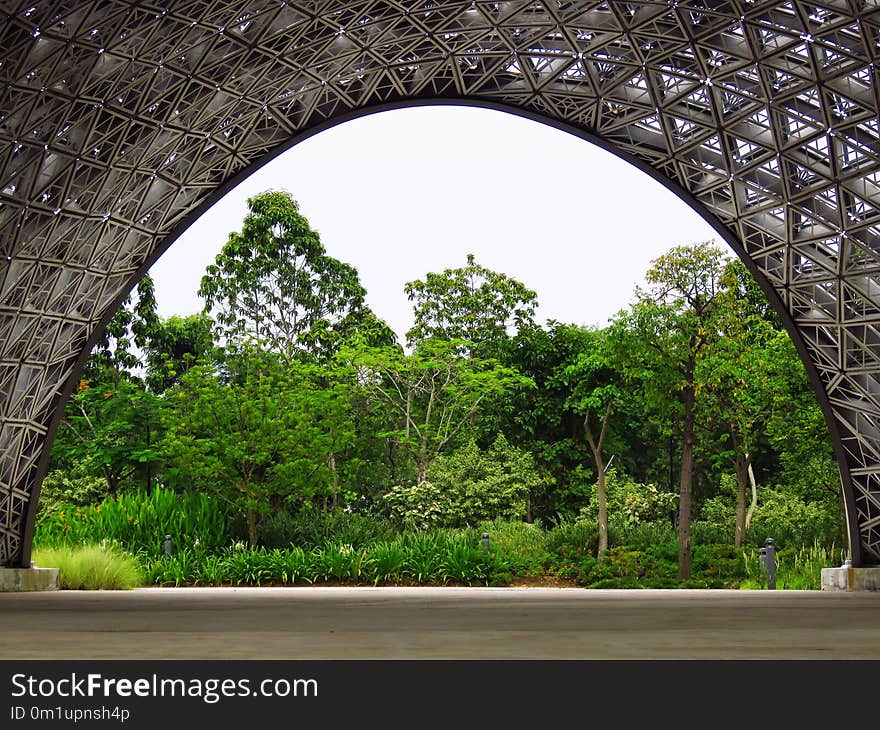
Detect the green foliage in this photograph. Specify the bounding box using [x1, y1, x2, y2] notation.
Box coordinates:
[573, 543, 742, 588]
[610, 521, 677, 549]
[544, 517, 599, 578]
[476, 519, 549, 577]
[578, 468, 677, 528]
[161, 350, 352, 546]
[198, 189, 368, 360]
[33, 544, 142, 590]
[258, 507, 399, 550]
[145, 313, 215, 394]
[439, 537, 492, 585]
[51, 377, 166, 496]
[45, 486, 839, 590]
[86, 274, 159, 379]
[740, 542, 847, 590]
[744, 488, 843, 548]
[34, 487, 233, 556]
[380, 435, 541, 528]
[496, 321, 596, 520]
[367, 541, 407, 585]
[404, 252, 538, 355]
[37, 471, 107, 514]
[345, 338, 532, 481]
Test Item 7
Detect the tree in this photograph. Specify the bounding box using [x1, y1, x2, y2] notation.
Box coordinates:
[404, 253, 538, 355]
[564, 326, 625, 559]
[343, 338, 531, 482]
[144, 313, 215, 394]
[49, 273, 164, 496]
[52, 377, 165, 497]
[696, 262, 796, 546]
[85, 274, 159, 383]
[198, 190, 368, 361]
[161, 349, 354, 546]
[619, 241, 730, 579]
[496, 321, 596, 521]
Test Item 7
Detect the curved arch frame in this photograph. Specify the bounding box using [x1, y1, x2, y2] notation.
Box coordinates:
[1, 0, 877, 567]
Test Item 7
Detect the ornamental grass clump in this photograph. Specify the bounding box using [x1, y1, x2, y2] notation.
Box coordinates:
[33, 544, 142, 590]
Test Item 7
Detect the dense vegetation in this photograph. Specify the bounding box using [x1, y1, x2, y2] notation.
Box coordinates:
[36, 190, 847, 588]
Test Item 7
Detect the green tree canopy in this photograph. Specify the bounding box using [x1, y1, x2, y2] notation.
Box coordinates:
[198, 190, 368, 361]
[404, 253, 538, 354]
[161, 348, 354, 546]
[144, 313, 215, 394]
[343, 338, 532, 482]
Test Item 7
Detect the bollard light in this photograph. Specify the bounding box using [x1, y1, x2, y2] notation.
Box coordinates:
[164, 534, 173, 557]
[482, 532, 490, 553]
[759, 537, 776, 590]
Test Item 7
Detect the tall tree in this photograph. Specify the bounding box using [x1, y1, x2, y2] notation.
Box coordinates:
[198, 190, 367, 361]
[564, 326, 625, 559]
[619, 241, 729, 579]
[404, 253, 538, 355]
[697, 305, 792, 546]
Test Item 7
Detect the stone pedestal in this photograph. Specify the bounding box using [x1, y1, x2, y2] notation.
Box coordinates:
[821, 565, 880, 591]
[0, 567, 59, 592]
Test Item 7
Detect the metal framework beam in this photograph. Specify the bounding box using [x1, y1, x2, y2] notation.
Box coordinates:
[1, 0, 879, 567]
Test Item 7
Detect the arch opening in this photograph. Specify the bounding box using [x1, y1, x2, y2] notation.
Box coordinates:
[1, 0, 878, 568]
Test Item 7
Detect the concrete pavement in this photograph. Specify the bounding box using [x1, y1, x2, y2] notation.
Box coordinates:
[1, 586, 879, 659]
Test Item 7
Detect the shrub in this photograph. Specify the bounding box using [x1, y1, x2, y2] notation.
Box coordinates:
[545, 517, 599, 576]
[440, 537, 491, 585]
[367, 540, 407, 585]
[744, 488, 843, 548]
[579, 468, 677, 529]
[259, 507, 399, 550]
[34, 487, 234, 555]
[36, 470, 107, 513]
[476, 519, 549, 577]
[381, 435, 542, 528]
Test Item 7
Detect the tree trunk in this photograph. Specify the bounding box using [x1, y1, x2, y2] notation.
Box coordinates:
[246, 507, 258, 548]
[584, 405, 612, 561]
[734, 456, 748, 548]
[596, 465, 608, 559]
[328, 451, 339, 509]
[416, 454, 427, 484]
[678, 384, 696, 580]
[745, 460, 758, 536]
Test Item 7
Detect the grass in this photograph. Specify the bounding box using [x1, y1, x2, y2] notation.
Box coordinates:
[32, 543, 143, 590]
[740, 541, 847, 590]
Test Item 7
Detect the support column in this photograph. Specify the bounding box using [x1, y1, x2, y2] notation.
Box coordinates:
[821, 564, 880, 591]
[0, 567, 59, 592]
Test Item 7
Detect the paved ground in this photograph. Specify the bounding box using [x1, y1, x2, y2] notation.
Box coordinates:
[1, 586, 879, 659]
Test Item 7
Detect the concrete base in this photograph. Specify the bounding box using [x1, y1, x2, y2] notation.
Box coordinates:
[0, 567, 59, 592]
[821, 565, 880, 591]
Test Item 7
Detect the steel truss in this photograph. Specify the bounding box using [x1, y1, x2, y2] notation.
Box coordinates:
[1, 0, 880, 566]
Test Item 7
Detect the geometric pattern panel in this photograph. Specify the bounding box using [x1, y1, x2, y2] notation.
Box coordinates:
[1, 0, 879, 566]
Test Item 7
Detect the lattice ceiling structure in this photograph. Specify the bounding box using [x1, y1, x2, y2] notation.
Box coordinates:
[1, 0, 879, 567]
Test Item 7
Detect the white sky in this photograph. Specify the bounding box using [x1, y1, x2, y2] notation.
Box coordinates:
[148, 105, 720, 341]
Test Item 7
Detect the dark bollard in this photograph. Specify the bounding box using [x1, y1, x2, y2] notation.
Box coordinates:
[482, 533, 490, 553]
[759, 537, 776, 589]
[164, 534, 173, 557]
